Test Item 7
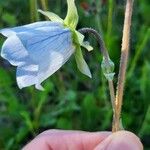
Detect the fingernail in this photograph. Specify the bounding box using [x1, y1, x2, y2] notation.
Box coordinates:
[94, 131, 143, 150]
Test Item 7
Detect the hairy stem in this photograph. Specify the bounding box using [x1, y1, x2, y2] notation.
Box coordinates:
[78, 28, 116, 131]
[114, 0, 134, 132]
[78, 28, 109, 59]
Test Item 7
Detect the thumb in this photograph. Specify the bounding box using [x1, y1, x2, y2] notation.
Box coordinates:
[94, 131, 143, 150]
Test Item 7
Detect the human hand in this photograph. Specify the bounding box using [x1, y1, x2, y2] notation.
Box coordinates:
[23, 129, 143, 150]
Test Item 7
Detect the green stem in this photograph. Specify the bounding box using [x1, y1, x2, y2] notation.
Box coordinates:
[106, 0, 113, 47]
[139, 106, 150, 137]
[93, 0, 103, 33]
[40, 0, 49, 20]
[78, 28, 116, 131]
[30, 0, 39, 22]
[40, 0, 48, 11]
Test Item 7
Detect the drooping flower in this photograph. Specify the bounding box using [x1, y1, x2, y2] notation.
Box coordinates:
[0, 0, 93, 90]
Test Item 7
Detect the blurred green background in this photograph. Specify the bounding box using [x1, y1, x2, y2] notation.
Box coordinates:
[0, 0, 150, 149]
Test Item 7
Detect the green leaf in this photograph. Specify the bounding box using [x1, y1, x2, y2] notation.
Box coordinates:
[64, 0, 78, 29]
[38, 9, 63, 23]
[75, 46, 92, 78]
[20, 111, 34, 133]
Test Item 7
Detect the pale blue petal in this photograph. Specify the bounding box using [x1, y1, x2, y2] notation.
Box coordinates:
[13, 21, 61, 31]
[16, 61, 38, 89]
[0, 21, 74, 90]
[15, 26, 72, 63]
[1, 35, 28, 66]
[18, 26, 74, 89]
[37, 40, 74, 87]
[0, 21, 62, 37]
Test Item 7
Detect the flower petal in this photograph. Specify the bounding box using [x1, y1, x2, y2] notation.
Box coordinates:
[37, 43, 74, 87]
[0, 21, 61, 37]
[16, 26, 72, 63]
[14, 23, 74, 89]
[1, 35, 28, 66]
[16, 61, 38, 89]
[0, 21, 75, 90]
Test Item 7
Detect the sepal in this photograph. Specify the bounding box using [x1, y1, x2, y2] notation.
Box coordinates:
[38, 9, 63, 23]
[75, 46, 92, 78]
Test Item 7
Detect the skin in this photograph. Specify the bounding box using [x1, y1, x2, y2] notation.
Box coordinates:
[23, 130, 143, 150]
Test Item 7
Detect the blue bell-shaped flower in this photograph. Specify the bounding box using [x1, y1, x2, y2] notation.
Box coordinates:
[0, 0, 93, 90]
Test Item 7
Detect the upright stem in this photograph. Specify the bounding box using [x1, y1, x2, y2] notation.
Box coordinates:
[78, 28, 116, 130]
[40, 0, 48, 11]
[114, 0, 134, 132]
[30, 0, 39, 22]
[40, 0, 49, 20]
[106, 0, 113, 47]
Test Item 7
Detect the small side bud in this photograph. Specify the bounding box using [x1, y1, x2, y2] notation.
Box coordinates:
[101, 57, 115, 81]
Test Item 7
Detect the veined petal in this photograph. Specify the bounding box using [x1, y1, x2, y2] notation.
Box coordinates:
[0, 21, 75, 90]
[14, 22, 74, 89]
[0, 21, 61, 37]
[35, 30, 74, 84]
[16, 26, 72, 63]
[16, 62, 38, 89]
[1, 35, 28, 66]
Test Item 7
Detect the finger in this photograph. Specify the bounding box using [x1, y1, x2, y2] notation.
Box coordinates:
[94, 131, 143, 150]
[23, 129, 111, 150]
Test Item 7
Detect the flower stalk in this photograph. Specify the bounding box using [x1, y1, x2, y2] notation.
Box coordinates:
[114, 0, 134, 132]
[78, 28, 116, 130]
[79, 0, 134, 132]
